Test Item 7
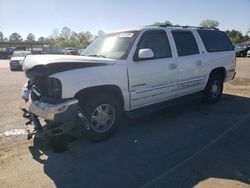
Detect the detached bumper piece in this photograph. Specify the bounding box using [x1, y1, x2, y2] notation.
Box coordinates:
[21, 87, 79, 140]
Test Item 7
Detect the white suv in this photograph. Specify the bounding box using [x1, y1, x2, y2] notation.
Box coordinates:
[21, 26, 236, 141]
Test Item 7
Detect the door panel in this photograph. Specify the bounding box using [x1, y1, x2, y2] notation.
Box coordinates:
[128, 30, 178, 108]
[176, 54, 206, 96]
[171, 30, 206, 96]
[128, 58, 178, 108]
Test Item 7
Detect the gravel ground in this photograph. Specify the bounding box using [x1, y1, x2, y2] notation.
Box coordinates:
[0, 58, 249, 188]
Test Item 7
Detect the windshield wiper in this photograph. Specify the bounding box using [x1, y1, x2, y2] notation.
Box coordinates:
[87, 54, 107, 58]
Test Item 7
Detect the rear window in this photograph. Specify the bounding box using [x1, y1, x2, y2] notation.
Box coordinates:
[172, 31, 199, 57]
[197, 30, 234, 52]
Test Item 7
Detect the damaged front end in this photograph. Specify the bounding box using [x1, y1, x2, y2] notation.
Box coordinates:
[21, 66, 80, 140]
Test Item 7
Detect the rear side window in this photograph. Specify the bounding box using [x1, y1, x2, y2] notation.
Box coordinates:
[137, 30, 172, 59]
[197, 30, 234, 52]
[172, 31, 199, 57]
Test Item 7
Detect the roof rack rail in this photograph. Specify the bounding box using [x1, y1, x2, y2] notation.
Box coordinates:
[157, 25, 219, 30]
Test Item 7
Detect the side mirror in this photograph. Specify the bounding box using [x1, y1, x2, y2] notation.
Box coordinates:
[138, 48, 154, 60]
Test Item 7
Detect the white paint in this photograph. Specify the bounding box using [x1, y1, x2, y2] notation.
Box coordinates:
[0, 129, 27, 137]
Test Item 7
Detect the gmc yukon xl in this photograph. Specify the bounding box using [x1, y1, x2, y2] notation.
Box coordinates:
[21, 26, 236, 141]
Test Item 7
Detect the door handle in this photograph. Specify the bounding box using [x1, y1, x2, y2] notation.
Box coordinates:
[196, 60, 202, 66]
[169, 63, 177, 70]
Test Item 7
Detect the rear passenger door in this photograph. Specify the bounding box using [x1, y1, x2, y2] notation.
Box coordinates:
[171, 30, 206, 96]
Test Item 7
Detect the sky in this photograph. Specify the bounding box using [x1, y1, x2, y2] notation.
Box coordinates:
[0, 0, 249, 39]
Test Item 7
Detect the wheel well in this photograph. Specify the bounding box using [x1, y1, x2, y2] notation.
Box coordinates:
[210, 67, 226, 81]
[74, 85, 124, 108]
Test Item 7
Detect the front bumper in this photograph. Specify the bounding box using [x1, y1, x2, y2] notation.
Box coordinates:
[21, 87, 79, 139]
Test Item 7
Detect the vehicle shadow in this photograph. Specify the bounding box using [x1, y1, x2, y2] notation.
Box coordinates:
[28, 94, 250, 188]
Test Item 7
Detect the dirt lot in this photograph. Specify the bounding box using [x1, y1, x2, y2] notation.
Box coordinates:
[0, 58, 250, 188]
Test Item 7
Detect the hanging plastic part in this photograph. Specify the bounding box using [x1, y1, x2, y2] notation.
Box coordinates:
[77, 111, 91, 130]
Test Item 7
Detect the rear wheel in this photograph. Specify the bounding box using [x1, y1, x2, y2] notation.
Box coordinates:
[203, 73, 224, 103]
[78, 93, 122, 141]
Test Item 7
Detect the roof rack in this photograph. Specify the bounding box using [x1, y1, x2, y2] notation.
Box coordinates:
[149, 25, 219, 30]
[175, 25, 219, 30]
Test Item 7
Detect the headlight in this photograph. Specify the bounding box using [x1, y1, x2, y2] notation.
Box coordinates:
[47, 77, 62, 99]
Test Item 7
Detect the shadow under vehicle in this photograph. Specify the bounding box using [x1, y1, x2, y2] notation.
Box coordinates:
[29, 94, 250, 188]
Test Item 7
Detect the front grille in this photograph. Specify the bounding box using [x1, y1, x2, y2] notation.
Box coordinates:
[29, 76, 62, 99]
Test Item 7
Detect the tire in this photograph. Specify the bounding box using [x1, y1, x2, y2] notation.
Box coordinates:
[203, 73, 224, 104]
[78, 93, 122, 141]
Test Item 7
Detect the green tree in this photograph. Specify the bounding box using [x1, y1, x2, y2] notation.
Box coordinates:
[38, 36, 45, 42]
[9, 32, 23, 41]
[26, 33, 35, 41]
[50, 29, 59, 40]
[77, 32, 91, 48]
[97, 30, 105, 37]
[60, 27, 71, 40]
[152, 20, 173, 27]
[225, 29, 247, 44]
[84, 31, 93, 41]
[0, 32, 4, 42]
[51, 27, 94, 48]
[200, 19, 219, 28]
[247, 27, 250, 36]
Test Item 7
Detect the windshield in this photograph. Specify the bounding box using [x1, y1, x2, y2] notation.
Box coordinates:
[83, 31, 138, 59]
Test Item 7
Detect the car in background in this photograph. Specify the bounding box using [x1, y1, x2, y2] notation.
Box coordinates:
[235, 46, 250, 57]
[0, 48, 14, 59]
[9, 51, 31, 71]
[247, 50, 250, 57]
[78, 49, 85, 56]
[64, 48, 78, 55]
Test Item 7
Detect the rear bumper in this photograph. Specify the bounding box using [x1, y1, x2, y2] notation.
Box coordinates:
[21, 87, 79, 139]
[10, 62, 22, 70]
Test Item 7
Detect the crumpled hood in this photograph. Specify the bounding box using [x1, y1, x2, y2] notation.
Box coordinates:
[23, 55, 115, 78]
[23, 55, 115, 71]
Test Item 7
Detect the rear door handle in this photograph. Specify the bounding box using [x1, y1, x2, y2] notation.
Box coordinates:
[169, 63, 177, 70]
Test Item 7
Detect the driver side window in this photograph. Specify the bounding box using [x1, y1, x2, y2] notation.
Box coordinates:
[136, 30, 172, 59]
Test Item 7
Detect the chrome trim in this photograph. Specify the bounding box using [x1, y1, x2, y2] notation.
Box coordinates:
[134, 76, 206, 95]
[27, 98, 78, 120]
[131, 83, 147, 88]
[21, 87, 30, 101]
[21, 87, 78, 120]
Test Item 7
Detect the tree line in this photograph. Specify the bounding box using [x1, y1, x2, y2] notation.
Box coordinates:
[0, 27, 105, 48]
[0, 20, 249, 47]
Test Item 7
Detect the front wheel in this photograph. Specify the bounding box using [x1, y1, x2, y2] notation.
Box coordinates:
[78, 93, 122, 141]
[203, 74, 224, 103]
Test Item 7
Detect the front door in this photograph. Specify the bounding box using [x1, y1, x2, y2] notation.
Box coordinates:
[128, 30, 178, 108]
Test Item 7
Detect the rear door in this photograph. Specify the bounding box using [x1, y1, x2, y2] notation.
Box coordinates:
[171, 30, 206, 96]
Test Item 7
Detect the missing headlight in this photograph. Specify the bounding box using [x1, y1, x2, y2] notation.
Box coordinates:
[47, 77, 62, 99]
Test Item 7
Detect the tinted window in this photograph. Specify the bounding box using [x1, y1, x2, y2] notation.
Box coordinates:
[197, 30, 234, 52]
[137, 30, 172, 59]
[172, 31, 199, 56]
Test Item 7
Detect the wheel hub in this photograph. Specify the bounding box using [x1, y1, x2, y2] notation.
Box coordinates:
[211, 80, 220, 97]
[91, 104, 115, 132]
